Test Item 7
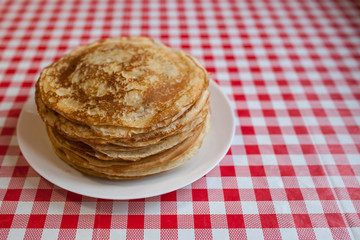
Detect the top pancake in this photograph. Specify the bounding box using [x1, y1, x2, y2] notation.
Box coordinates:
[37, 37, 209, 128]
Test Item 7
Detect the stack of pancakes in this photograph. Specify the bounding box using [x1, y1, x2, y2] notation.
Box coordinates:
[35, 37, 210, 180]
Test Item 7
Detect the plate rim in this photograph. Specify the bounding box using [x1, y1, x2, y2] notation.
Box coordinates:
[16, 81, 235, 200]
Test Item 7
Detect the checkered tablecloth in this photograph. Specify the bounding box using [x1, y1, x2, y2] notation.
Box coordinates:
[1, 0, 360, 239]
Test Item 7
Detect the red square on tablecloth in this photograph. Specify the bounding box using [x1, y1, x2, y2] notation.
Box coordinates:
[66, 192, 82, 202]
[220, 166, 236, 177]
[4, 189, 21, 201]
[316, 188, 335, 200]
[194, 215, 211, 229]
[0, 146, 8, 155]
[250, 166, 266, 176]
[241, 126, 255, 135]
[35, 189, 52, 201]
[227, 214, 245, 228]
[293, 214, 312, 228]
[288, 109, 301, 117]
[263, 109, 276, 117]
[127, 215, 144, 229]
[337, 165, 355, 176]
[0, 214, 14, 228]
[321, 126, 336, 134]
[192, 189, 208, 201]
[94, 215, 111, 229]
[60, 215, 79, 229]
[161, 215, 177, 229]
[279, 165, 296, 176]
[12, 166, 29, 177]
[223, 189, 240, 201]
[260, 214, 279, 228]
[254, 189, 272, 201]
[285, 188, 304, 201]
[273, 145, 289, 155]
[301, 145, 317, 154]
[348, 188, 360, 200]
[237, 109, 250, 117]
[294, 126, 308, 135]
[245, 145, 261, 155]
[325, 213, 346, 227]
[309, 165, 326, 176]
[161, 191, 177, 201]
[27, 214, 46, 228]
[268, 126, 282, 134]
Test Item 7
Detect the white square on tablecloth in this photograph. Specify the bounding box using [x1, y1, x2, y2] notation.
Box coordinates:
[144, 229, 160, 240]
[209, 202, 226, 215]
[311, 135, 327, 145]
[177, 201, 193, 215]
[0, 177, 11, 189]
[144, 201, 161, 215]
[79, 201, 97, 215]
[320, 154, 335, 165]
[273, 201, 292, 214]
[246, 229, 264, 240]
[337, 134, 355, 145]
[290, 155, 307, 166]
[267, 177, 284, 188]
[8, 229, 26, 240]
[280, 229, 298, 240]
[328, 176, 345, 188]
[178, 229, 195, 240]
[271, 101, 286, 109]
[256, 135, 272, 145]
[241, 201, 259, 214]
[297, 177, 316, 188]
[15, 202, 34, 215]
[352, 228, 360, 240]
[296, 100, 311, 109]
[277, 117, 292, 126]
[242, 86, 256, 94]
[112, 201, 129, 215]
[109, 229, 127, 240]
[251, 117, 266, 126]
[2, 156, 18, 167]
[237, 177, 253, 189]
[338, 200, 357, 213]
[327, 117, 344, 126]
[305, 200, 324, 214]
[207, 177, 223, 189]
[47, 201, 65, 215]
[23, 177, 41, 189]
[41, 229, 60, 240]
[75, 229, 92, 240]
[282, 135, 299, 145]
[314, 228, 333, 240]
[247, 101, 261, 109]
[303, 116, 319, 126]
[212, 229, 230, 240]
[261, 155, 278, 165]
[347, 154, 360, 165]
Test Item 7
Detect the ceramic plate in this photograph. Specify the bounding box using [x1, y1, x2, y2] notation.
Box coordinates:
[17, 81, 235, 200]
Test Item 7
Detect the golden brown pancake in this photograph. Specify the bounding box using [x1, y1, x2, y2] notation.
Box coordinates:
[37, 37, 209, 128]
[48, 117, 210, 179]
[35, 36, 211, 180]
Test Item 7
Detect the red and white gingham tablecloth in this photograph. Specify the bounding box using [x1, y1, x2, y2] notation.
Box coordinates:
[0, 0, 360, 239]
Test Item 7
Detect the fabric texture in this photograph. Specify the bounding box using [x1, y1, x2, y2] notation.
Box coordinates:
[0, 0, 359, 239]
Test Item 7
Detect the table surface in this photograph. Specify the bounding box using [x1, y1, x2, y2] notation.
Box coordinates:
[1, 0, 360, 239]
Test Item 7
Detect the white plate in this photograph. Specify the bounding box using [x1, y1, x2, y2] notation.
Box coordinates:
[17, 81, 235, 200]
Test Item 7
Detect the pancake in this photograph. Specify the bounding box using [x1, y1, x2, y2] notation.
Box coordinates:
[35, 36, 211, 180]
[48, 116, 210, 179]
[37, 37, 209, 128]
[36, 83, 209, 142]
[48, 112, 209, 161]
